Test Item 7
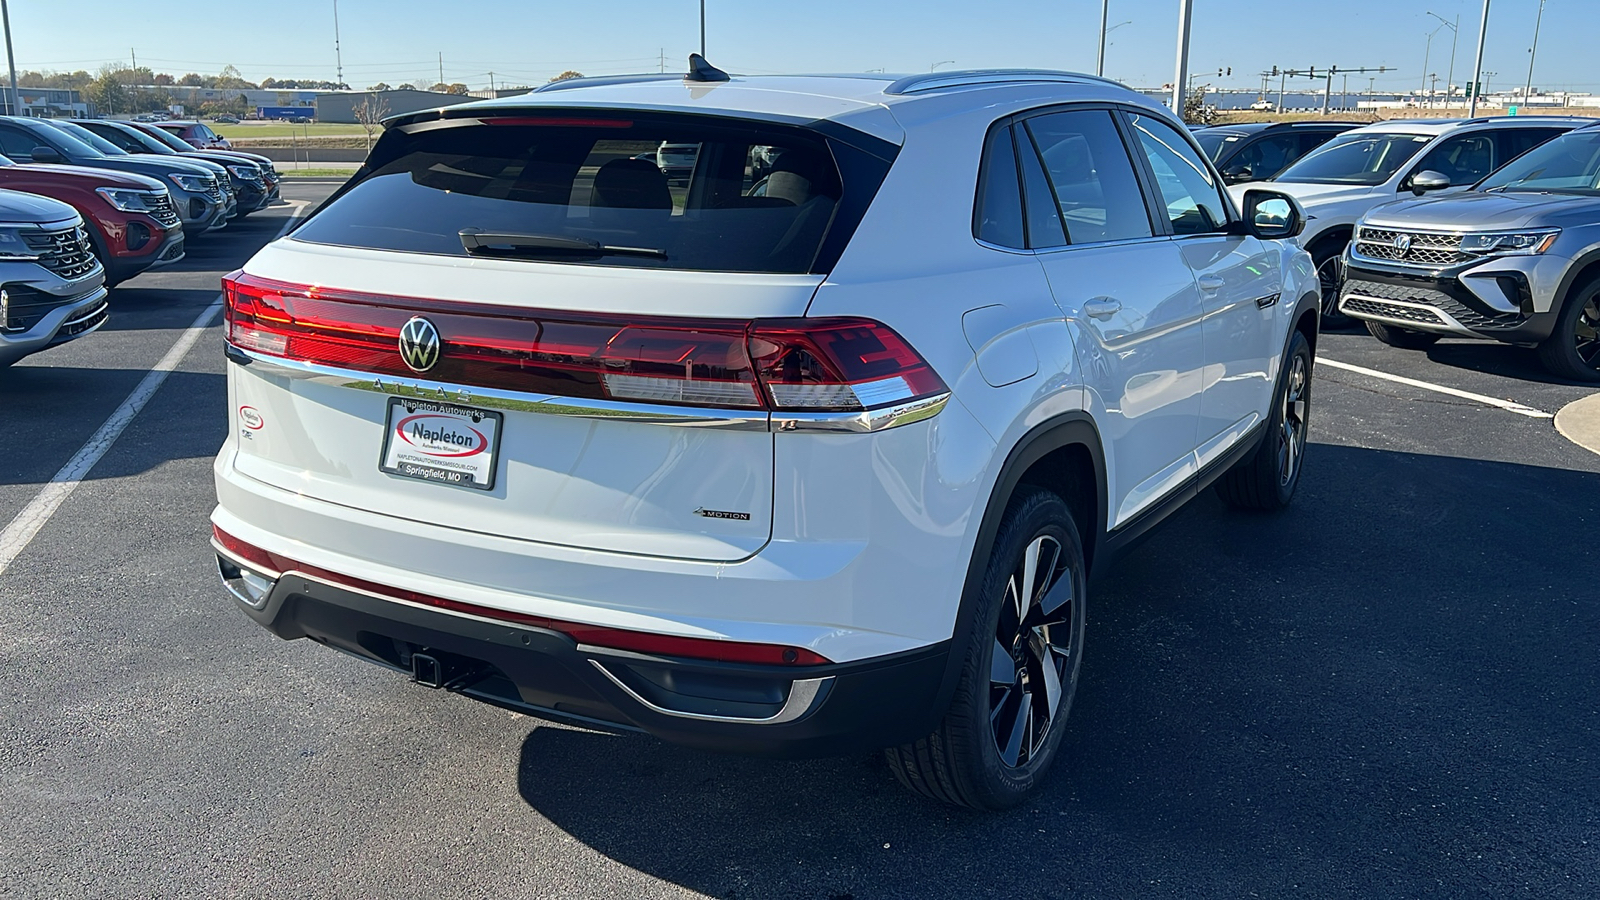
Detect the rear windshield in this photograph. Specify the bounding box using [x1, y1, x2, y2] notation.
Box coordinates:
[1274, 132, 1431, 185]
[1192, 130, 1239, 162]
[293, 112, 887, 274]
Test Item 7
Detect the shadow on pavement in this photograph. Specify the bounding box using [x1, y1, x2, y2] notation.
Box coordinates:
[515, 442, 1600, 899]
[98, 287, 223, 331]
[1423, 340, 1594, 388]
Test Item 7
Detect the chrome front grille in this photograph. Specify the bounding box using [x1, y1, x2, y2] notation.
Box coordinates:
[1352, 226, 1473, 268]
[23, 225, 99, 281]
[147, 192, 180, 227]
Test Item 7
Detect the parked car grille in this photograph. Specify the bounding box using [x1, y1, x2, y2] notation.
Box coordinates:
[205, 175, 224, 200]
[1342, 278, 1522, 329]
[1352, 226, 1473, 268]
[22, 225, 99, 281]
[147, 192, 180, 228]
[1, 285, 98, 333]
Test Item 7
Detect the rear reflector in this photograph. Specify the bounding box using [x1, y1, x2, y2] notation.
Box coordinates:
[212, 525, 831, 666]
[222, 272, 946, 413]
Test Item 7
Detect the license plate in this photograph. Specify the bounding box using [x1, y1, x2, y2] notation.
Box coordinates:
[379, 397, 502, 491]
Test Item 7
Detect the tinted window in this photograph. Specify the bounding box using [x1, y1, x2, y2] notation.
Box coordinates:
[1016, 129, 1066, 249]
[0, 125, 41, 159]
[1024, 110, 1152, 244]
[294, 114, 869, 274]
[1492, 128, 1565, 170]
[1229, 134, 1301, 180]
[1478, 130, 1600, 195]
[1275, 132, 1430, 185]
[82, 122, 146, 153]
[1412, 134, 1495, 186]
[973, 124, 1024, 248]
[1127, 113, 1228, 235]
[49, 121, 127, 156]
[1193, 130, 1237, 162]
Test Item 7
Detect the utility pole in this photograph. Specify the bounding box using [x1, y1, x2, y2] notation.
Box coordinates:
[1427, 12, 1459, 109]
[488, 71, 496, 94]
[333, 0, 343, 88]
[659, 48, 665, 74]
[1278, 67, 1285, 111]
[1341, 72, 1349, 111]
[1468, 0, 1490, 116]
[1421, 28, 1435, 103]
[1, 0, 17, 118]
[1322, 68, 1333, 115]
[438, 53, 444, 87]
[1096, 0, 1109, 77]
[1171, 0, 1193, 117]
[1523, 0, 1546, 106]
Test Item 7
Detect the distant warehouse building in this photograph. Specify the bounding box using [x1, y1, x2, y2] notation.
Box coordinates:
[315, 89, 477, 124]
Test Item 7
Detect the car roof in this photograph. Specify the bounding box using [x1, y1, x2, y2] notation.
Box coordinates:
[1344, 115, 1595, 137]
[385, 69, 1170, 146]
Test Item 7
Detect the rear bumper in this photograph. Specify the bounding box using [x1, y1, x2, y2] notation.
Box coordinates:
[215, 540, 949, 757]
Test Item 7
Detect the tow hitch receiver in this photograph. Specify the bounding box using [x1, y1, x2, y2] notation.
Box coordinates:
[411, 653, 445, 688]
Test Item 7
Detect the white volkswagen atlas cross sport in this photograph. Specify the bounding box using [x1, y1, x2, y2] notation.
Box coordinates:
[212, 61, 1321, 809]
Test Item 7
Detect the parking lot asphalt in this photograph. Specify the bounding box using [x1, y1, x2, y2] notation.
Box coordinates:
[2, 183, 1598, 899]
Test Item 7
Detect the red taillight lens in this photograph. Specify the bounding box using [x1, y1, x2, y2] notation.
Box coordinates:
[222, 273, 947, 413]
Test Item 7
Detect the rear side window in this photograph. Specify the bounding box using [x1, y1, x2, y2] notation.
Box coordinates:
[973, 124, 1024, 248]
[1024, 110, 1153, 244]
[1492, 128, 1565, 169]
[294, 112, 885, 274]
[1413, 134, 1496, 186]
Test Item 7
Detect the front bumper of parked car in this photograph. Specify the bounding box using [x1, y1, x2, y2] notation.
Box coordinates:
[1339, 250, 1569, 344]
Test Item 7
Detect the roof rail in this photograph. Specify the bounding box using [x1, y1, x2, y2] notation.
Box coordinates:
[884, 69, 1123, 96]
[1461, 113, 1592, 124]
[534, 73, 683, 94]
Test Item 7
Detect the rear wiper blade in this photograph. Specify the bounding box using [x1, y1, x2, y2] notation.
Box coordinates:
[459, 229, 667, 260]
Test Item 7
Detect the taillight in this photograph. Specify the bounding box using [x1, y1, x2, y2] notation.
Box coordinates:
[222, 272, 947, 414]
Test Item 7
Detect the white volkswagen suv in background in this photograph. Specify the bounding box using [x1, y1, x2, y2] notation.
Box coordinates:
[1230, 116, 1587, 322]
[212, 61, 1320, 809]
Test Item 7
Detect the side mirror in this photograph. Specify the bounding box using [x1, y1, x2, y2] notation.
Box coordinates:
[29, 145, 63, 164]
[1410, 170, 1451, 196]
[1222, 164, 1253, 184]
[1238, 188, 1305, 240]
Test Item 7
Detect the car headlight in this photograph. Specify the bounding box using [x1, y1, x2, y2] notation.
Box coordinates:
[96, 187, 165, 213]
[0, 227, 41, 261]
[168, 172, 212, 193]
[1459, 229, 1560, 257]
[226, 164, 262, 182]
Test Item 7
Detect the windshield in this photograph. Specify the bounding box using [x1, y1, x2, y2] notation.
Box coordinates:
[295, 112, 887, 274]
[1478, 130, 1600, 195]
[1274, 132, 1432, 185]
[28, 122, 104, 159]
[49, 121, 128, 156]
[106, 124, 173, 154]
[139, 124, 197, 152]
[1192, 130, 1239, 162]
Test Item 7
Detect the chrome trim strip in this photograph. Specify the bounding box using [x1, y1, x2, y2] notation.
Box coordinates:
[1337, 293, 1476, 337]
[588, 659, 832, 724]
[225, 343, 949, 434]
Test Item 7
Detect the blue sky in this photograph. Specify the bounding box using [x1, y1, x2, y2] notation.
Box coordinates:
[8, 0, 1591, 95]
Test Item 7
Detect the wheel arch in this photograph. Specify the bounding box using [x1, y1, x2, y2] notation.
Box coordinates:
[1553, 249, 1600, 312]
[932, 412, 1107, 716]
[1306, 224, 1354, 261]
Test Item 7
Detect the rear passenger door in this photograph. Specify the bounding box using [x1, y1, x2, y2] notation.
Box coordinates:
[1407, 132, 1497, 191]
[1121, 110, 1282, 472]
[1021, 108, 1207, 529]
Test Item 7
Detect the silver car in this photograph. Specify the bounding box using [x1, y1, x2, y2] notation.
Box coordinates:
[0, 189, 109, 368]
[1340, 122, 1600, 382]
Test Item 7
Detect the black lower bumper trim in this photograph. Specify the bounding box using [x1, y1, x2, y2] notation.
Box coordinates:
[234, 564, 951, 757]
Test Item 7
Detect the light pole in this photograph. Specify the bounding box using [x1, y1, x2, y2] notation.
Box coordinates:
[1523, 0, 1546, 106]
[699, 0, 706, 57]
[931, 60, 956, 72]
[1172, 0, 1193, 118]
[1096, 0, 1109, 77]
[1421, 21, 1448, 107]
[333, 0, 343, 88]
[1427, 11, 1458, 108]
[1099, 20, 1132, 77]
[1467, 0, 1490, 116]
[0, 0, 18, 118]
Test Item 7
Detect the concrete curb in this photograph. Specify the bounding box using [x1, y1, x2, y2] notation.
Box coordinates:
[1554, 392, 1600, 457]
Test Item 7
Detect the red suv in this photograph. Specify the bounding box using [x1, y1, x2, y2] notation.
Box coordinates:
[154, 121, 232, 150]
[0, 154, 184, 286]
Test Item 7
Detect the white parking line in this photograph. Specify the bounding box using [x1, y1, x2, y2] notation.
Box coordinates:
[0, 202, 307, 578]
[1318, 357, 1554, 419]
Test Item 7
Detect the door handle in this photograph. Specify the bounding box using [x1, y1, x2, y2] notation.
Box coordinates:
[1197, 274, 1226, 292]
[1083, 298, 1122, 319]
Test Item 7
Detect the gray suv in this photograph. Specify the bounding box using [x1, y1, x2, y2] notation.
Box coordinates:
[0, 189, 109, 368]
[1340, 123, 1600, 381]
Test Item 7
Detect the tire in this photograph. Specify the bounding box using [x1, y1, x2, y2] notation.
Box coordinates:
[1215, 330, 1312, 511]
[1311, 239, 1349, 328]
[1536, 278, 1600, 383]
[1365, 320, 1442, 350]
[885, 487, 1087, 810]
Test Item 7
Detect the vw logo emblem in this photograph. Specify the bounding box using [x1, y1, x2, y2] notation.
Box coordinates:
[1392, 234, 1413, 253]
[398, 317, 441, 373]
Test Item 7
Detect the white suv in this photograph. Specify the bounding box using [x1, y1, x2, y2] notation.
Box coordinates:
[1228, 116, 1587, 321]
[212, 64, 1320, 808]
